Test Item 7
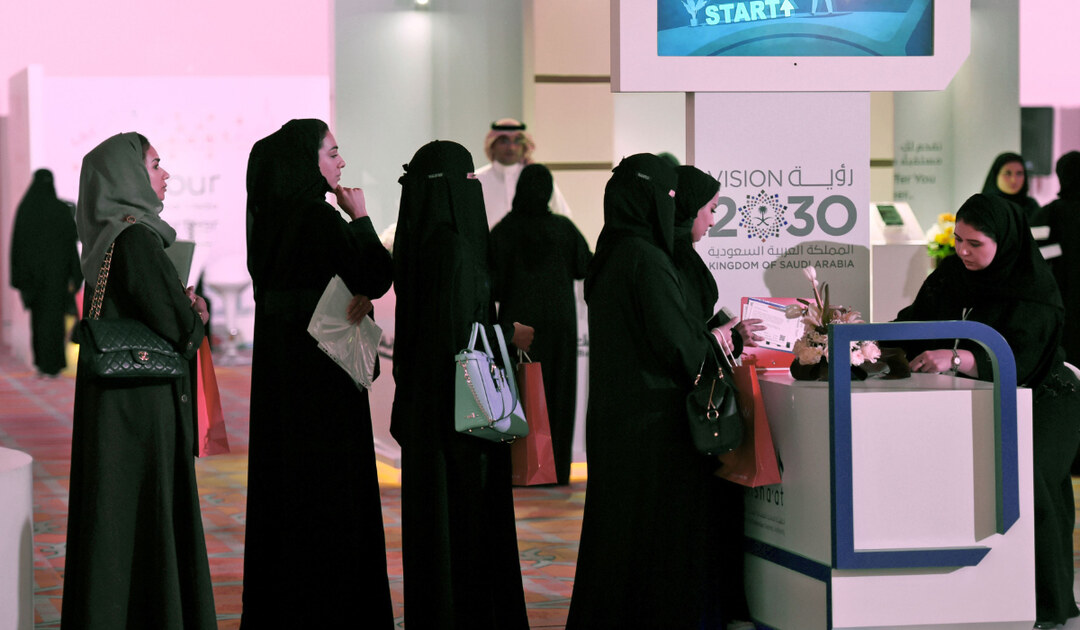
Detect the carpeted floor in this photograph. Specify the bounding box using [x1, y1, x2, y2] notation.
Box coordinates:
[5, 349, 1080, 629]
[0, 351, 581, 629]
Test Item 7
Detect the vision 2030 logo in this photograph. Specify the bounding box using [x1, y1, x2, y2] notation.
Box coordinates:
[738, 190, 789, 242]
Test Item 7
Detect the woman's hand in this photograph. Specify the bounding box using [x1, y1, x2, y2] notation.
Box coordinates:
[347, 294, 373, 324]
[733, 317, 765, 347]
[511, 322, 534, 353]
[333, 185, 368, 220]
[910, 349, 955, 373]
[186, 286, 210, 325]
[710, 325, 734, 355]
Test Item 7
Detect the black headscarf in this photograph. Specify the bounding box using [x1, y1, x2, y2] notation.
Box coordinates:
[673, 165, 720, 228]
[509, 163, 554, 217]
[11, 170, 79, 294]
[245, 119, 331, 289]
[672, 166, 721, 321]
[586, 153, 677, 300]
[394, 140, 489, 297]
[953, 193, 1061, 309]
[981, 152, 1034, 207]
[1056, 151, 1080, 201]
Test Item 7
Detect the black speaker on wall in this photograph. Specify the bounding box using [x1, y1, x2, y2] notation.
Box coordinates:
[1021, 107, 1054, 176]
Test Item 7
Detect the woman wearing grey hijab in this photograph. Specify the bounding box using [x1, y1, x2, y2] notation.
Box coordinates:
[62, 132, 215, 629]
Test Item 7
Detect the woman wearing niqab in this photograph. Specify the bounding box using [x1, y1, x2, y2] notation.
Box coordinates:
[982, 151, 1040, 218]
[242, 119, 394, 627]
[895, 193, 1080, 627]
[490, 163, 592, 485]
[62, 132, 215, 629]
[567, 154, 719, 629]
[391, 140, 530, 629]
[10, 168, 82, 376]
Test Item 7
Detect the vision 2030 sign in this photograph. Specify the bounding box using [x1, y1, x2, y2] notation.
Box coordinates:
[657, 0, 935, 57]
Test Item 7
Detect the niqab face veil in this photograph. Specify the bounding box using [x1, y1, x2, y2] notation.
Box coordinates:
[394, 140, 488, 291]
[586, 153, 678, 299]
[77, 132, 177, 282]
[673, 165, 720, 237]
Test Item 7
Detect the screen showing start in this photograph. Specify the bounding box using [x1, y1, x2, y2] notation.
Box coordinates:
[657, 0, 933, 57]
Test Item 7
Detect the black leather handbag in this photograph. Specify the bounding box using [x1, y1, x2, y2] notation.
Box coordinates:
[686, 336, 742, 455]
[78, 242, 184, 379]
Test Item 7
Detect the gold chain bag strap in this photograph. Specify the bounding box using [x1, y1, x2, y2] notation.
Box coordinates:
[77, 241, 185, 379]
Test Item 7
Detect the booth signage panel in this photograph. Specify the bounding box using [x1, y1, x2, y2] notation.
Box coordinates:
[689, 91, 871, 323]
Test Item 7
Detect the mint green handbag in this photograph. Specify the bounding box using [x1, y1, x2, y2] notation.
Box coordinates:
[454, 323, 529, 442]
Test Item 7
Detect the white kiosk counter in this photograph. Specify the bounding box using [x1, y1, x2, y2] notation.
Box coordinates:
[743, 322, 1035, 630]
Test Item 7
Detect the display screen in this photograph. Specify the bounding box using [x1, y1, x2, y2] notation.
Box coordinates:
[876, 204, 904, 226]
[657, 0, 933, 57]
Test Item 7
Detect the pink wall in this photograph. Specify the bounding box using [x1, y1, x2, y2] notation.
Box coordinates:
[0, 0, 332, 115]
[1019, 0, 1080, 106]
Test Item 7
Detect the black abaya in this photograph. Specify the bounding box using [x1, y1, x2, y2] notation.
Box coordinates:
[391, 141, 528, 629]
[243, 120, 394, 627]
[10, 169, 82, 375]
[490, 163, 592, 485]
[567, 154, 713, 629]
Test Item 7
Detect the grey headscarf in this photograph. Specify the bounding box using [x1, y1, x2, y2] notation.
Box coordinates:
[76, 132, 177, 282]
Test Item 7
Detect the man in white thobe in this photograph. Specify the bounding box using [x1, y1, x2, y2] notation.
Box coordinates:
[475, 118, 572, 229]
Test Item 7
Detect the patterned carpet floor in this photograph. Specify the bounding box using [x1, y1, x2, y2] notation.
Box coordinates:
[0, 350, 581, 629]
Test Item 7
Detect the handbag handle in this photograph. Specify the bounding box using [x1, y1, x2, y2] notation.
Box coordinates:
[88, 242, 117, 321]
[468, 322, 497, 359]
[493, 325, 520, 405]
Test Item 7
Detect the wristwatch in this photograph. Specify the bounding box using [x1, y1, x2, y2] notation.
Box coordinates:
[949, 349, 961, 374]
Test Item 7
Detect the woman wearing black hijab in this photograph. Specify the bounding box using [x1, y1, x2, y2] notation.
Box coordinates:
[1034, 151, 1080, 366]
[10, 169, 82, 376]
[672, 165, 760, 628]
[391, 140, 532, 629]
[243, 119, 394, 627]
[63, 133, 214, 629]
[895, 194, 1080, 628]
[490, 163, 592, 485]
[567, 154, 731, 629]
[982, 152, 1040, 218]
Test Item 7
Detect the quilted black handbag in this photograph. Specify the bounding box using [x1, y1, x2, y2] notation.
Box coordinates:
[78, 242, 184, 379]
[686, 335, 743, 455]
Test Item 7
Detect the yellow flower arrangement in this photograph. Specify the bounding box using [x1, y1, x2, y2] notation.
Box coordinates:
[926, 212, 956, 260]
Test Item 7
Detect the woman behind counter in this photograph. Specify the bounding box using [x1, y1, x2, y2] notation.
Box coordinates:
[568, 154, 733, 629]
[896, 193, 1080, 629]
[63, 133, 215, 629]
[243, 119, 394, 626]
[490, 163, 592, 485]
[391, 140, 532, 629]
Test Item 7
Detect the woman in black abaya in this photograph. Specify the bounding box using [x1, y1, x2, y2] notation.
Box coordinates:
[1034, 151, 1080, 366]
[982, 152, 1040, 218]
[10, 169, 82, 376]
[567, 154, 731, 629]
[63, 132, 214, 629]
[895, 193, 1080, 628]
[243, 119, 394, 627]
[391, 140, 532, 629]
[490, 163, 592, 485]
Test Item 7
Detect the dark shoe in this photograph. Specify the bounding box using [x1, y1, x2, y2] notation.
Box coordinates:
[1033, 622, 1057, 629]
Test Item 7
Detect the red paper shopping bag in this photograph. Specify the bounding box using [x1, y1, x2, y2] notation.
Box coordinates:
[196, 338, 230, 457]
[716, 365, 781, 487]
[511, 358, 557, 486]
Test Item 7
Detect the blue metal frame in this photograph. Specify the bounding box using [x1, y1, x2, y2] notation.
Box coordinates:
[827, 321, 1019, 569]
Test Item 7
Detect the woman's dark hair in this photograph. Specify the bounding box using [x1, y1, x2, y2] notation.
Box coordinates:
[136, 133, 150, 158]
[956, 195, 998, 242]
